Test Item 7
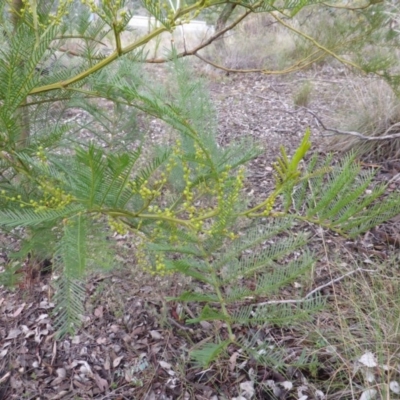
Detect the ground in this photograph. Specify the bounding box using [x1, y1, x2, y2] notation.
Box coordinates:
[1, 65, 400, 400]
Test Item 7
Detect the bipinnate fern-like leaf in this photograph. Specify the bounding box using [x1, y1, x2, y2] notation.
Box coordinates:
[167, 221, 317, 325]
[225, 252, 314, 302]
[52, 215, 87, 337]
[237, 296, 323, 326]
[291, 152, 400, 237]
[214, 219, 295, 270]
[190, 341, 231, 368]
[0, 205, 84, 228]
[245, 0, 325, 14]
[49, 144, 169, 210]
[224, 234, 309, 282]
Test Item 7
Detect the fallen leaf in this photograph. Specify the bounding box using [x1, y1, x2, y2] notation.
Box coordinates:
[113, 356, 123, 368]
[56, 368, 67, 379]
[12, 303, 25, 318]
[240, 381, 255, 398]
[6, 328, 21, 339]
[229, 352, 238, 371]
[50, 391, 69, 399]
[93, 373, 108, 392]
[359, 389, 377, 400]
[78, 360, 93, 376]
[149, 330, 162, 340]
[359, 352, 377, 368]
[363, 369, 375, 383]
[280, 381, 293, 390]
[72, 335, 80, 344]
[0, 349, 8, 358]
[159, 361, 172, 370]
[104, 356, 110, 370]
[36, 313, 49, 321]
[94, 306, 103, 318]
[390, 381, 400, 394]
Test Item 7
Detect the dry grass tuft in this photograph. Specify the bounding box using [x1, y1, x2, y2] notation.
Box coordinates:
[293, 80, 313, 108]
[306, 249, 400, 400]
[329, 78, 400, 160]
[202, 13, 295, 71]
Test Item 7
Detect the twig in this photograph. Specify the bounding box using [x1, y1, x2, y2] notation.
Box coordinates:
[0, 372, 11, 384]
[256, 268, 376, 306]
[270, 12, 364, 73]
[146, 10, 252, 63]
[145, 11, 326, 76]
[287, 107, 400, 141]
[388, 172, 400, 185]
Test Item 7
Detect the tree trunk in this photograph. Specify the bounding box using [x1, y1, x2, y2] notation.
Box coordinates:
[215, 3, 237, 55]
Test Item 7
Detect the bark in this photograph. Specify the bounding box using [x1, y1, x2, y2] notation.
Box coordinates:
[214, 3, 237, 55]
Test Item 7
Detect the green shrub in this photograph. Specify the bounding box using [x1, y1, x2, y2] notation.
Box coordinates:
[1, 0, 400, 368]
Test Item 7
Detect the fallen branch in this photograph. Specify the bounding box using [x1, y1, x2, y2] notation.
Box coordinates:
[288, 107, 400, 141]
[256, 268, 376, 306]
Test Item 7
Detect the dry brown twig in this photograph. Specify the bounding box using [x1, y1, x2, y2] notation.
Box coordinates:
[145, 11, 327, 75]
[304, 108, 400, 141]
[256, 267, 376, 306]
[145, 9, 252, 63]
[269, 103, 400, 141]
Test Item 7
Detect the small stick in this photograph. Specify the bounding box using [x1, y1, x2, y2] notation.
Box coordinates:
[256, 267, 375, 306]
[287, 107, 400, 141]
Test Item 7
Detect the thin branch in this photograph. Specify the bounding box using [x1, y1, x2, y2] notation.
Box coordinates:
[28, 0, 225, 95]
[54, 35, 108, 46]
[256, 268, 376, 306]
[189, 30, 364, 75]
[145, 9, 252, 63]
[322, 1, 373, 10]
[291, 107, 400, 141]
[194, 51, 325, 75]
[270, 12, 364, 73]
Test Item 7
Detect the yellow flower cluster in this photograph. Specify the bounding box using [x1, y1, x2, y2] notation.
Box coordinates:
[1, 183, 73, 212]
[204, 165, 244, 238]
[18, 0, 74, 27]
[81, 0, 100, 13]
[136, 238, 173, 277]
[194, 142, 203, 161]
[30, 184, 74, 212]
[108, 216, 127, 235]
[182, 164, 195, 215]
[138, 181, 156, 199]
[262, 193, 276, 216]
[36, 146, 47, 163]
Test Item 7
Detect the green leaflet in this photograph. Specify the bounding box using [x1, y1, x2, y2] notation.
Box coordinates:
[291, 152, 400, 237]
[0, 205, 84, 228]
[187, 304, 231, 324]
[52, 214, 88, 337]
[190, 340, 231, 368]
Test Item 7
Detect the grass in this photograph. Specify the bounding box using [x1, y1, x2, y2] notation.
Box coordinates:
[294, 80, 313, 108]
[298, 243, 400, 399]
[201, 13, 296, 71]
[329, 78, 400, 160]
